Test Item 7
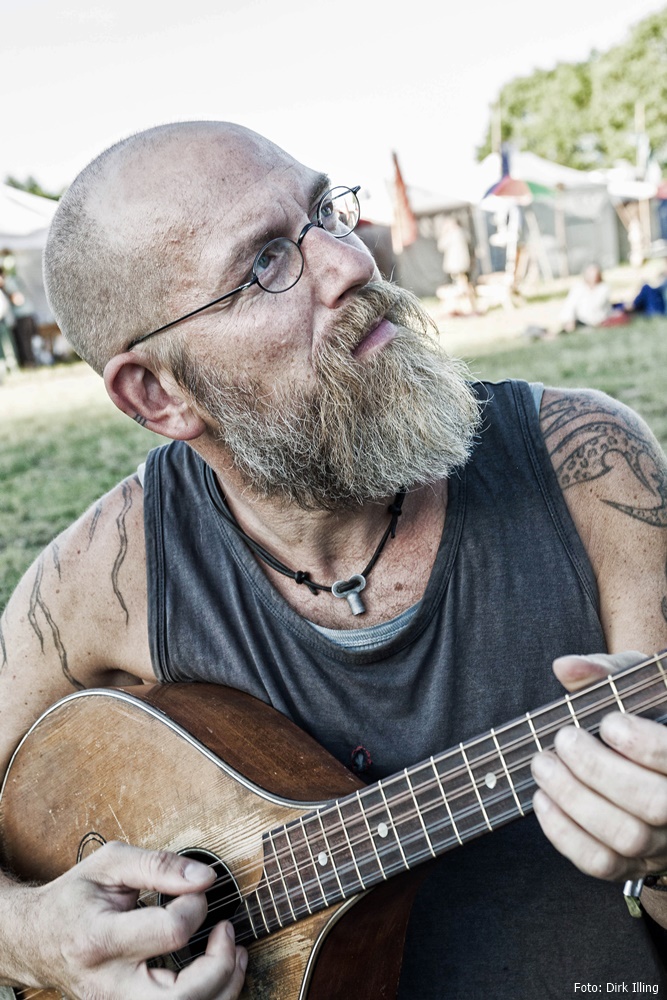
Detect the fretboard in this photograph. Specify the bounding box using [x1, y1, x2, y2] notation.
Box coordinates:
[239, 652, 667, 940]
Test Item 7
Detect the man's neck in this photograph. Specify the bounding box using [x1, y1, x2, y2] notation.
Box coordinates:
[211, 464, 448, 629]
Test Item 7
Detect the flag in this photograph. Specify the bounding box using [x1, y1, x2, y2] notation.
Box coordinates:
[391, 151, 418, 254]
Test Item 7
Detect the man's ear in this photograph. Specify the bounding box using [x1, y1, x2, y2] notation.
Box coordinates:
[103, 353, 207, 440]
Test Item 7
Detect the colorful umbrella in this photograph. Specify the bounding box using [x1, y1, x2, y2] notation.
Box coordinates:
[482, 175, 555, 206]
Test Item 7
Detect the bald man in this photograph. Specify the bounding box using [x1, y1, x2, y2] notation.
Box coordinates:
[1, 121, 667, 998]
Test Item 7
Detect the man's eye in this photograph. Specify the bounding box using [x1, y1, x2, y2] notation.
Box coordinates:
[319, 197, 334, 220]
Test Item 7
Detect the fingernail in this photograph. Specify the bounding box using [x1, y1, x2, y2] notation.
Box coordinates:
[184, 861, 210, 882]
[555, 725, 578, 750]
[602, 712, 632, 744]
[239, 949, 248, 972]
[531, 752, 555, 779]
[226, 922, 236, 943]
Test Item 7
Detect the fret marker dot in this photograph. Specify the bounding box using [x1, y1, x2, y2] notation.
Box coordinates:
[484, 772, 497, 789]
[317, 852, 328, 866]
[377, 822, 389, 838]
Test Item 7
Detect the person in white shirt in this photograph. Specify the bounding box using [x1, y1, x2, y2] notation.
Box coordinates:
[559, 263, 612, 332]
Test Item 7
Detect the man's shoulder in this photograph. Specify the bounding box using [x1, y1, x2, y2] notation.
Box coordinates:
[540, 388, 667, 651]
[3, 472, 151, 684]
[538, 386, 659, 484]
[0, 473, 153, 776]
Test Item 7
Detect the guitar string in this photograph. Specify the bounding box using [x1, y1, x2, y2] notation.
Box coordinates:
[191, 666, 667, 904]
[179, 676, 667, 947]
[15, 658, 664, 988]
[172, 672, 667, 938]
[17, 663, 666, 987]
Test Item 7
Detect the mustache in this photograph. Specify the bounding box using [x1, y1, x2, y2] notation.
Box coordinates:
[319, 281, 437, 356]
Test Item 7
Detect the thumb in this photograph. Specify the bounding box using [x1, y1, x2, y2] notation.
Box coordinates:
[552, 650, 647, 693]
[79, 841, 215, 896]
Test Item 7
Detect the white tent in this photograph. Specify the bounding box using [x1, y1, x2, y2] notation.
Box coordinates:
[475, 151, 598, 196]
[0, 184, 58, 323]
[0, 183, 57, 250]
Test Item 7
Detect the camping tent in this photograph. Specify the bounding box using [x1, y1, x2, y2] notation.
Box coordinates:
[0, 183, 58, 323]
[475, 152, 619, 277]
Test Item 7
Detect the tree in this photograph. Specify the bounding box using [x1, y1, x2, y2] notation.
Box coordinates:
[4, 175, 62, 201]
[477, 8, 667, 171]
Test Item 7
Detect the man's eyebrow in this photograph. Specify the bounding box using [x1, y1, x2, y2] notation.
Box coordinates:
[223, 172, 332, 281]
[309, 172, 331, 205]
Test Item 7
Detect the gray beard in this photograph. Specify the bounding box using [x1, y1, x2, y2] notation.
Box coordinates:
[172, 283, 482, 511]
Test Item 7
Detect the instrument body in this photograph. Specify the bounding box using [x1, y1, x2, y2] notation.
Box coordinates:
[4, 652, 667, 999]
[1, 684, 422, 1000]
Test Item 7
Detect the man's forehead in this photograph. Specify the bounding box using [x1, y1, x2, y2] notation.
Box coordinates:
[200, 163, 330, 276]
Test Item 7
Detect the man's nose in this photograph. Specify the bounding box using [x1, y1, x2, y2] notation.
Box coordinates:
[300, 226, 379, 306]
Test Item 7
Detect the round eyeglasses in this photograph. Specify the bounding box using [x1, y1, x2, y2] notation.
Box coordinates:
[127, 184, 361, 349]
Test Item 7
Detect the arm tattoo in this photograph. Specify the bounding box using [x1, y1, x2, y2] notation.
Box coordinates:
[27, 557, 84, 690]
[51, 542, 61, 579]
[111, 482, 132, 624]
[0, 618, 7, 672]
[87, 501, 103, 549]
[134, 414, 148, 427]
[543, 395, 667, 527]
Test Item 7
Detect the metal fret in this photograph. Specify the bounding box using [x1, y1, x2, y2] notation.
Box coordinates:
[459, 743, 493, 832]
[564, 693, 581, 727]
[526, 711, 543, 751]
[354, 785, 407, 878]
[404, 768, 436, 858]
[267, 830, 295, 923]
[317, 810, 346, 896]
[430, 755, 463, 846]
[656, 655, 667, 692]
[274, 825, 313, 920]
[356, 788, 387, 880]
[378, 781, 409, 869]
[298, 814, 327, 908]
[297, 810, 344, 906]
[335, 802, 365, 889]
[283, 828, 311, 915]
[490, 727, 524, 817]
[608, 675, 626, 712]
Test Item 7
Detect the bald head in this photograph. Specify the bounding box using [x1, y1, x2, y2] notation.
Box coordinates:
[43, 121, 296, 374]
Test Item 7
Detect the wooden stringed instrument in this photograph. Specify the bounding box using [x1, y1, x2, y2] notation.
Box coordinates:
[3, 652, 667, 1000]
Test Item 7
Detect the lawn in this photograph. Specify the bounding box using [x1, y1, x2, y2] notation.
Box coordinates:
[462, 315, 667, 446]
[2, 314, 667, 610]
[0, 365, 160, 610]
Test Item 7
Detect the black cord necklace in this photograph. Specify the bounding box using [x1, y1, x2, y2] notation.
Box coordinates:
[215, 491, 406, 616]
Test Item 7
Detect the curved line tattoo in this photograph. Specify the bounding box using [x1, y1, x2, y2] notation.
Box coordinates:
[543, 395, 667, 528]
[87, 502, 103, 549]
[28, 559, 46, 652]
[112, 482, 132, 624]
[28, 556, 84, 689]
[52, 542, 61, 579]
[0, 618, 7, 671]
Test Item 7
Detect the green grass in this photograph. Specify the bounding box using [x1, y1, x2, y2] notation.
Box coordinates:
[0, 365, 161, 610]
[463, 315, 667, 447]
[2, 315, 667, 610]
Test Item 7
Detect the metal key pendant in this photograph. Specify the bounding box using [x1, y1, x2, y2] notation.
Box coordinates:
[331, 574, 367, 615]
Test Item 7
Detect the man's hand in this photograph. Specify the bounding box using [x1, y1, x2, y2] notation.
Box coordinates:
[530, 652, 667, 884]
[5, 841, 247, 999]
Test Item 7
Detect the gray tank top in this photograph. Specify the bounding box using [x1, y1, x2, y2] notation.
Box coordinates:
[144, 379, 666, 997]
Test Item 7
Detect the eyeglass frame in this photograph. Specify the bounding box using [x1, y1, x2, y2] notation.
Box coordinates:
[126, 184, 362, 350]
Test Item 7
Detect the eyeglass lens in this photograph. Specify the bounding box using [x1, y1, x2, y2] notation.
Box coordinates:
[253, 186, 360, 293]
[318, 186, 360, 235]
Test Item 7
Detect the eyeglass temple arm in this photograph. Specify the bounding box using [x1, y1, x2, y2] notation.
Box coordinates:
[128, 276, 258, 349]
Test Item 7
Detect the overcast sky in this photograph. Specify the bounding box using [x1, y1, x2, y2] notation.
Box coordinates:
[2, 0, 665, 202]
